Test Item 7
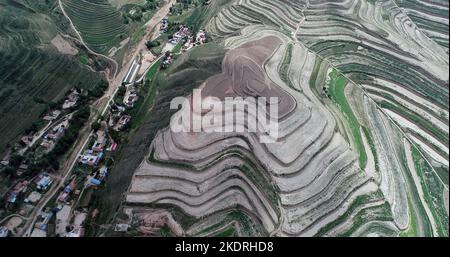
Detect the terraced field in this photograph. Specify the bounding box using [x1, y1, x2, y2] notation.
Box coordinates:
[61, 0, 129, 53]
[395, 0, 449, 50]
[118, 0, 449, 237]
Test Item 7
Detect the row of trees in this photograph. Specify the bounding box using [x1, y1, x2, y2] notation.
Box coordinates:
[145, 40, 161, 49]
[30, 106, 91, 173]
[88, 80, 109, 98]
[124, 0, 162, 23]
[7, 79, 108, 176]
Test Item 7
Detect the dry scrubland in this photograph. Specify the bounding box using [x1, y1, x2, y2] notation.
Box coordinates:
[120, 0, 449, 237]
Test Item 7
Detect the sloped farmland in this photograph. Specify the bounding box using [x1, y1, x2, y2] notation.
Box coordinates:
[119, 0, 448, 237]
[61, 0, 129, 54]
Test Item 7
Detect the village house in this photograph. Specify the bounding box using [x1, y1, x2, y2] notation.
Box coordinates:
[62, 88, 80, 109]
[170, 25, 191, 45]
[123, 86, 139, 108]
[160, 17, 169, 33]
[113, 114, 131, 131]
[162, 51, 175, 69]
[35, 173, 53, 191]
[196, 30, 207, 45]
[43, 110, 61, 121]
[92, 130, 108, 152]
[20, 135, 32, 146]
[40, 139, 55, 152]
[24, 191, 42, 204]
[183, 36, 195, 52]
[106, 141, 118, 152]
[98, 166, 108, 181]
[36, 210, 54, 231]
[45, 119, 69, 141]
[80, 149, 104, 167]
[7, 180, 29, 203]
[57, 179, 77, 203]
[66, 211, 87, 237]
[16, 163, 29, 177]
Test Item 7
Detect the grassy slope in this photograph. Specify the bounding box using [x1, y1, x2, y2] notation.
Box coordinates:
[411, 146, 449, 236]
[62, 0, 129, 54]
[0, 0, 102, 154]
[327, 69, 368, 169]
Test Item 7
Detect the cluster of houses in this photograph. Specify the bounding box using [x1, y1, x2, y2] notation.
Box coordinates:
[109, 105, 131, 132]
[85, 166, 109, 188]
[6, 172, 53, 205]
[6, 180, 29, 204]
[31, 202, 88, 237]
[40, 119, 69, 152]
[20, 116, 65, 149]
[182, 29, 208, 52]
[169, 25, 191, 45]
[57, 179, 77, 203]
[2, 88, 77, 171]
[29, 163, 109, 236]
[79, 129, 116, 167]
[0, 89, 80, 213]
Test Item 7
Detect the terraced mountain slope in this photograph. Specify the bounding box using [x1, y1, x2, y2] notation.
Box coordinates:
[112, 0, 449, 237]
[395, 0, 449, 50]
[61, 0, 129, 54]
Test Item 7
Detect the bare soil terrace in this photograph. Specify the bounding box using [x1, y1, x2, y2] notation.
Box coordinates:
[200, 36, 296, 119]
